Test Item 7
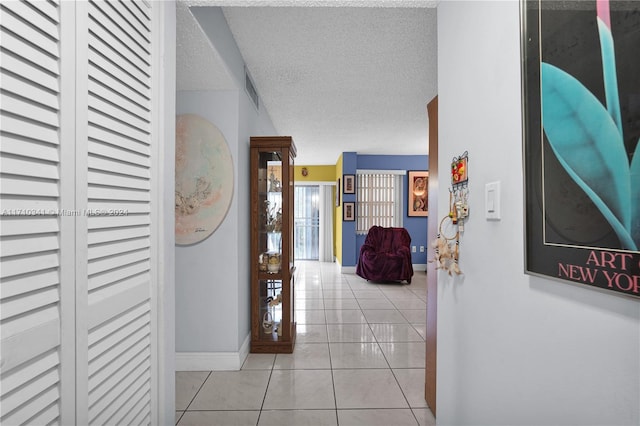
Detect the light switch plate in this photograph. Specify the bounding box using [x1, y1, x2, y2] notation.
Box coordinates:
[485, 181, 501, 220]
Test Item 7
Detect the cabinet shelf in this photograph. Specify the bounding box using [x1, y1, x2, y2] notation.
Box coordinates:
[250, 136, 297, 354]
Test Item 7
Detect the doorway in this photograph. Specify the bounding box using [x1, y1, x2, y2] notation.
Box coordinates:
[294, 185, 320, 260]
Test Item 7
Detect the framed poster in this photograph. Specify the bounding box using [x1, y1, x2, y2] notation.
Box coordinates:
[521, 0, 639, 298]
[408, 171, 428, 217]
[343, 174, 355, 194]
[343, 202, 355, 222]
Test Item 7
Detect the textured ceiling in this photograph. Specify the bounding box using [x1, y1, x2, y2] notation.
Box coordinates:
[178, 1, 437, 165]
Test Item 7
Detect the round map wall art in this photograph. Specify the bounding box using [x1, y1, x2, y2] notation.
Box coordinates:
[175, 114, 234, 245]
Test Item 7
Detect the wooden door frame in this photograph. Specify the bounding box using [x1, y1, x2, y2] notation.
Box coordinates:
[425, 96, 438, 415]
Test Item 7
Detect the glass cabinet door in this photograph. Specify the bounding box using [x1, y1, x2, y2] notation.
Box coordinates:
[250, 137, 296, 353]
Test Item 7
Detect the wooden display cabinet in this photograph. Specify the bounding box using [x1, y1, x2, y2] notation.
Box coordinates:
[249, 136, 296, 353]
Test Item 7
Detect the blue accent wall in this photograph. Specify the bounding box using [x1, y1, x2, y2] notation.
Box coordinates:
[341, 152, 358, 267]
[347, 154, 429, 267]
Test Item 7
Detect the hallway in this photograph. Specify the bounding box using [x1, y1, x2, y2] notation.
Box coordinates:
[175, 261, 435, 425]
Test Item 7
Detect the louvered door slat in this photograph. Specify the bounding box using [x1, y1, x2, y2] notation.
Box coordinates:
[0, 175, 59, 197]
[88, 109, 149, 145]
[88, 170, 150, 190]
[0, 29, 58, 73]
[88, 186, 150, 202]
[1, 93, 59, 128]
[1, 155, 58, 180]
[1, 270, 59, 299]
[0, 115, 60, 146]
[1, 365, 60, 415]
[88, 260, 150, 292]
[1, 233, 59, 257]
[0, 6, 59, 55]
[88, 79, 149, 122]
[87, 200, 151, 214]
[88, 31, 148, 85]
[95, 369, 150, 426]
[89, 338, 150, 399]
[0, 217, 59, 237]
[88, 237, 150, 260]
[89, 66, 149, 113]
[88, 49, 150, 100]
[90, 1, 150, 62]
[2, 1, 58, 40]
[88, 225, 150, 245]
[1, 50, 59, 95]
[89, 94, 150, 134]
[110, 0, 150, 40]
[1, 72, 59, 110]
[24, 0, 60, 23]
[0, 1, 64, 422]
[1, 385, 60, 426]
[88, 302, 149, 345]
[1, 134, 59, 161]
[88, 153, 150, 178]
[88, 127, 151, 158]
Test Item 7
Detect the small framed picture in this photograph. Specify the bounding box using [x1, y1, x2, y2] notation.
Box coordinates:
[343, 202, 355, 221]
[408, 170, 428, 217]
[336, 178, 341, 207]
[343, 174, 355, 194]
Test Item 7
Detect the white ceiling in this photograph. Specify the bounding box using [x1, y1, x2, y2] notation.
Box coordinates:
[177, 0, 438, 165]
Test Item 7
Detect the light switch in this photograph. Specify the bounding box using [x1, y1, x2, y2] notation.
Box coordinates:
[485, 181, 501, 220]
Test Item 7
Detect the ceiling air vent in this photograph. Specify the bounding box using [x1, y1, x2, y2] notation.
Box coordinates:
[245, 67, 259, 110]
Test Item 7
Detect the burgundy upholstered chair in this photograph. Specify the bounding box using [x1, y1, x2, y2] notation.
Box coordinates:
[356, 226, 414, 284]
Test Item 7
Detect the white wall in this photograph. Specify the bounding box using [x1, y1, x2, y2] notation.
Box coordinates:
[159, 2, 176, 423]
[436, 2, 640, 425]
[175, 91, 241, 354]
[175, 7, 278, 364]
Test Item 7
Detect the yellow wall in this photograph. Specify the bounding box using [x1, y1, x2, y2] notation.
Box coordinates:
[334, 155, 343, 264]
[294, 165, 336, 182]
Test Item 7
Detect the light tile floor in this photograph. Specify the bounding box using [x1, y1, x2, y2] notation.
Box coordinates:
[176, 261, 435, 426]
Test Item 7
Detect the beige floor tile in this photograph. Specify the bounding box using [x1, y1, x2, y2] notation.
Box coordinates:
[189, 370, 270, 410]
[332, 369, 408, 409]
[412, 407, 436, 426]
[274, 342, 331, 369]
[393, 369, 429, 408]
[378, 342, 426, 368]
[326, 324, 376, 343]
[351, 289, 385, 298]
[295, 298, 325, 310]
[411, 323, 427, 340]
[323, 298, 360, 310]
[400, 309, 427, 324]
[175, 371, 209, 410]
[241, 353, 275, 370]
[391, 298, 427, 310]
[258, 409, 338, 426]
[177, 410, 259, 426]
[356, 298, 396, 310]
[329, 342, 388, 369]
[324, 309, 367, 324]
[175, 411, 183, 425]
[337, 409, 418, 426]
[369, 323, 424, 342]
[295, 324, 328, 343]
[296, 309, 326, 324]
[323, 289, 356, 299]
[263, 370, 335, 409]
[362, 309, 408, 324]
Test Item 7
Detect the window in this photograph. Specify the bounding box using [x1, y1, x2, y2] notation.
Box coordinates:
[356, 171, 404, 234]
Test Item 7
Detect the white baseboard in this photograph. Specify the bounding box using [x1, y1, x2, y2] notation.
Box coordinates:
[176, 334, 250, 371]
[341, 266, 357, 274]
[413, 263, 427, 272]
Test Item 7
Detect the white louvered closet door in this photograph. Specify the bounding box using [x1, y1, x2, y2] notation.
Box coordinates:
[79, 1, 154, 425]
[1, 1, 158, 425]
